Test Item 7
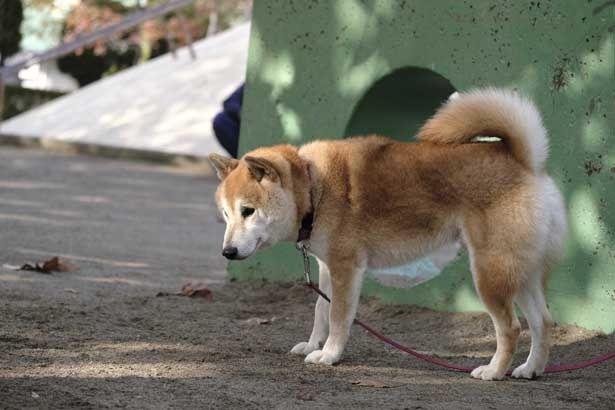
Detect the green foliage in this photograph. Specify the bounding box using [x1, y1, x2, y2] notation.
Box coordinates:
[0, 0, 24, 65]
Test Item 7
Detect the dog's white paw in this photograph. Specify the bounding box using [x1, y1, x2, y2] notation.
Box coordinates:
[290, 341, 319, 356]
[511, 363, 542, 380]
[471, 364, 506, 381]
[304, 349, 339, 365]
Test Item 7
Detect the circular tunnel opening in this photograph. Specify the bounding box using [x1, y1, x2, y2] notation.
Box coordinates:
[345, 67, 456, 141]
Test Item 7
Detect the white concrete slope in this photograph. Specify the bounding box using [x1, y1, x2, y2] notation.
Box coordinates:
[0, 23, 250, 158]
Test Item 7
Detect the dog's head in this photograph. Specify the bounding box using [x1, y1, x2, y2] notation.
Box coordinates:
[208, 151, 299, 260]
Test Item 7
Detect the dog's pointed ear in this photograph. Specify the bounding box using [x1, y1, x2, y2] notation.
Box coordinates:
[208, 153, 239, 180]
[244, 156, 279, 182]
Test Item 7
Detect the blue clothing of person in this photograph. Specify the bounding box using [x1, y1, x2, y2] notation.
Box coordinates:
[213, 84, 244, 158]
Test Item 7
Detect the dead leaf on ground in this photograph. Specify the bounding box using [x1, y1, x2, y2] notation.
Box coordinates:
[156, 282, 213, 299]
[15, 257, 78, 274]
[351, 379, 404, 389]
[180, 283, 213, 298]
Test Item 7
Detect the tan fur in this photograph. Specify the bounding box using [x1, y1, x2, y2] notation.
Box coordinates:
[209, 89, 567, 380]
[220, 145, 311, 227]
[418, 88, 549, 172]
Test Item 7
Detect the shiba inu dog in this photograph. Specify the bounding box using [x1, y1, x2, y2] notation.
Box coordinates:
[208, 88, 567, 381]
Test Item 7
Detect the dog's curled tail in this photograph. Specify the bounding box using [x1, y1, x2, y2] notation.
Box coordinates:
[417, 88, 548, 173]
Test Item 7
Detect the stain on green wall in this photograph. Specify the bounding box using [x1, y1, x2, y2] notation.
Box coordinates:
[232, 0, 615, 333]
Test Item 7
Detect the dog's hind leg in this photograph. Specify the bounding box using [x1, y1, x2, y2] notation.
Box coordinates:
[513, 177, 564, 378]
[469, 251, 522, 381]
[291, 258, 331, 355]
[305, 257, 365, 365]
[512, 278, 553, 379]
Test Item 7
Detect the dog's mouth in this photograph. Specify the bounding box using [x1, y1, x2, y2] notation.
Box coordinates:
[236, 238, 264, 260]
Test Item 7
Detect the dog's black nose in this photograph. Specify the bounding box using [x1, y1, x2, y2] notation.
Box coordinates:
[222, 247, 239, 260]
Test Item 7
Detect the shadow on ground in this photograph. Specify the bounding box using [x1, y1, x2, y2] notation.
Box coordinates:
[1, 278, 614, 410]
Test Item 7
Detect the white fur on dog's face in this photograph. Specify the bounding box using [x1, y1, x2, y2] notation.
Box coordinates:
[215, 159, 297, 260]
[220, 198, 267, 259]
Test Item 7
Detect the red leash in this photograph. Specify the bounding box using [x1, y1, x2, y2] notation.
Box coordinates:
[306, 282, 615, 375]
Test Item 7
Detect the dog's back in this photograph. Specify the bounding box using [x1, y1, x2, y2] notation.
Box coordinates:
[300, 137, 533, 264]
[300, 89, 566, 268]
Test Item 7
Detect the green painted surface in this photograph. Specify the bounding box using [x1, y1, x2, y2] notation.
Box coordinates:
[232, 0, 615, 333]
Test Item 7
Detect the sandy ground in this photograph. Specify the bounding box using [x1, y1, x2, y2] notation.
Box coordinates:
[1, 148, 614, 409]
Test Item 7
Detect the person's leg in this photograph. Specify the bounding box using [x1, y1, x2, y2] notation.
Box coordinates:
[212, 113, 239, 158]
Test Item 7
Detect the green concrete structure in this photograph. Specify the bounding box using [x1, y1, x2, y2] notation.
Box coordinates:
[233, 1, 615, 333]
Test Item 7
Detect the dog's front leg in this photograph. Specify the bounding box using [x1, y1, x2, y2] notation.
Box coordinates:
[290, 259, 331, 356]
[304, 258, 365, 365]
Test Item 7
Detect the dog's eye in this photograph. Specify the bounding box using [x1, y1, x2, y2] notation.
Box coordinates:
[241, 207, 255, 218]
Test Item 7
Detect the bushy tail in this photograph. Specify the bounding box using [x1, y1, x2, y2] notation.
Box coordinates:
[417, 88, 548, 173]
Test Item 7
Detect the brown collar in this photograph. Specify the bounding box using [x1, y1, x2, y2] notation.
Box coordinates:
[296, 161, 315, 243]
[297, 210, 314, 243]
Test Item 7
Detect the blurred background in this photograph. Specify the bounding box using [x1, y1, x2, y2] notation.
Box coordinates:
[1, 0, 251, 120]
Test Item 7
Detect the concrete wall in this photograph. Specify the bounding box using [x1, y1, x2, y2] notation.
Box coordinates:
[233, 0, 615, 333]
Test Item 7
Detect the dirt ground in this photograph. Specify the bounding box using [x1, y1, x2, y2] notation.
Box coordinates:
[1, 148, 614, 409]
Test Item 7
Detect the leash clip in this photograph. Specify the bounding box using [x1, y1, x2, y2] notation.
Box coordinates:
[296, 241, 312, 285]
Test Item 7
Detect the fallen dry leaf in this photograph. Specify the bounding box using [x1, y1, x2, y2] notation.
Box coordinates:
[17, 257, 77, 274]
[156, 283, 213, 299]
[180, 283, 213, 298]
